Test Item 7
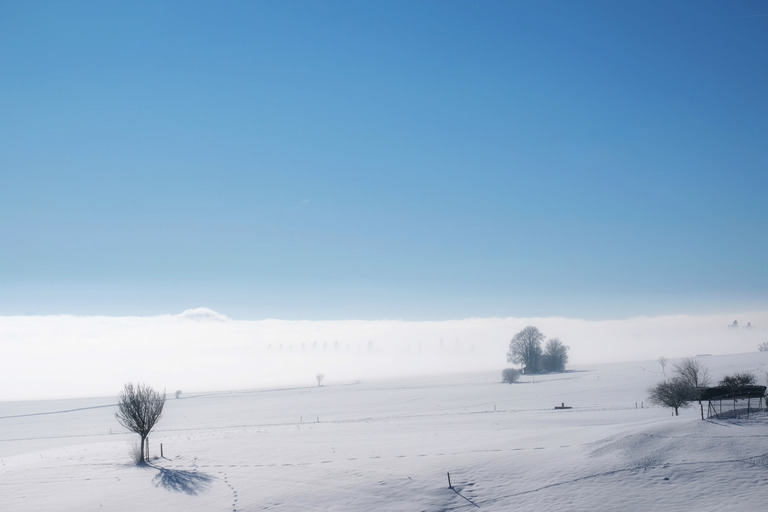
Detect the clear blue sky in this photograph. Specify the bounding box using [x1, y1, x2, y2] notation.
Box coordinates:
[1, 1, 766, 320]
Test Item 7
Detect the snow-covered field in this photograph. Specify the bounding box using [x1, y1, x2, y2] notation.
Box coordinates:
[2, 352, 768, 511]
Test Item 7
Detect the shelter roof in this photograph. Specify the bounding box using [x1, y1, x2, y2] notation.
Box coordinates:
[697, 385, 766, 401]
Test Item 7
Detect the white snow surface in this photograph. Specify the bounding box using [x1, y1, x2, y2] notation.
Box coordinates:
[2, 352, 768, 511]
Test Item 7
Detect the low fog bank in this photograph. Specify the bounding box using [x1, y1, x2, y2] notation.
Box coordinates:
[1, 308, 766, 400]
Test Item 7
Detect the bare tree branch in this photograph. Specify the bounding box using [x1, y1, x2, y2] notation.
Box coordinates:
[673, 358, 710, 388]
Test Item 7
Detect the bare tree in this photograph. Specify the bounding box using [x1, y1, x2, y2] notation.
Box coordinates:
[648, 377, 694, 416]
[540, 338, 569, 372]
[316, 373, 325, 387]
[657, 356, 668, 377]
[673, 358, 710, 388]
[507, 326, 544, 373]
[116, 383, 166, 464]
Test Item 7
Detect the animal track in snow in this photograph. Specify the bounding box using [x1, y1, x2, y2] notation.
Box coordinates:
[219, 471, 239, 512]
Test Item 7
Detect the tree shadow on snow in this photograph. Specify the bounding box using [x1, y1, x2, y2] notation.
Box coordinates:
[451, 487, 480, 508]
[148, 464, 214, 495]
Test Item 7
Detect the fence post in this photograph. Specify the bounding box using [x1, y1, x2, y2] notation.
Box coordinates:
[447, 472, 452, 488]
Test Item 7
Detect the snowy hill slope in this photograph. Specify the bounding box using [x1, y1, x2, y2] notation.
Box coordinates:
[1, 352, 767, 511]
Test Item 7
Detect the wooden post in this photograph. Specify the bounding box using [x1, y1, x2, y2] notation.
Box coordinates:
[161, 443, 164, 458]
[700, 402, 704, 420]
[447, 472, 452, 488]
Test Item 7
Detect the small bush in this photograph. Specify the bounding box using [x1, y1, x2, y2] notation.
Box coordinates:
[502, 368, 521, 383]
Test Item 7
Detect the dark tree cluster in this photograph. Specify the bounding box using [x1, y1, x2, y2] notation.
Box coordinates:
[728, 320, 753, 329]
[506, 326, 569, 374]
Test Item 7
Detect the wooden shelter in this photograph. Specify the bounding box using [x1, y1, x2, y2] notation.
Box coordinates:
[697, 385, 767, 419]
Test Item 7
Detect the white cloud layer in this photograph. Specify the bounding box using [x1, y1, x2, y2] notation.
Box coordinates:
[1, 309, 766, 401]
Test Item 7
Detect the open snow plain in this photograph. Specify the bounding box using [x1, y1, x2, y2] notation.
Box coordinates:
[2, 352, 768, 511]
